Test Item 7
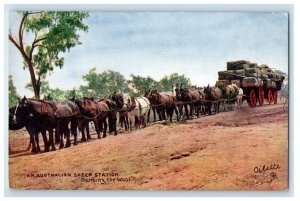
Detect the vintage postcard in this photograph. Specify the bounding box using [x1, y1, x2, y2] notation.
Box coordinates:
[8, 11, 288, 190]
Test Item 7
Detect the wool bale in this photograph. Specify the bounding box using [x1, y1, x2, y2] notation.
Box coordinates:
[245, 72, 258, 77]
[242, 77, 259, 88]
[227, 60, 250, 70]
[235, 69, 245, 76]
[249, 63, 257, 68]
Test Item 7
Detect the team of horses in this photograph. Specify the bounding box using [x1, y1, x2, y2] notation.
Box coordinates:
[9, 82, 243, 153]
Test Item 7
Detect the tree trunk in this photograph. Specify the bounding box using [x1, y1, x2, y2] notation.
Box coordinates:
[27, 62, 40, 99]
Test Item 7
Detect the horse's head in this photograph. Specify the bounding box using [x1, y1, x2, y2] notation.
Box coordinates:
[175, 83, 182, 100]
[148, 90, 160, 104]
[203, 85, 212, 99]
[110, 91, 124, 109]
[122, 93, 133, 110]
[14, 96, 31, 126]
[74, 98, 86, 111]
[179, 84, 189, 100]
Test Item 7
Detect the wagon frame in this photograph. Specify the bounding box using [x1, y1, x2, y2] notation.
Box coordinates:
[219, 71, 283, 107]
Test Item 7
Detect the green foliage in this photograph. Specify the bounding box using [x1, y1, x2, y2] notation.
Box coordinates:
[80, 68, 131, 98]
[130, 72, 191, 95]
[130, 74, 159, 95]
[23, 69, 195, 100]
[157, 73, 191, 91]
[26, 80, 67, 101]
[22, 11, 89, 77]
[8, 75, 20, 108]
[10, 11, 89, 99]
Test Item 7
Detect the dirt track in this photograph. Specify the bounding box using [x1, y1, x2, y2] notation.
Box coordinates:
[8, 101, 288, 190]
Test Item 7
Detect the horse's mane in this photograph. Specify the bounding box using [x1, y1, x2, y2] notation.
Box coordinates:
[26, 98, 58, 111]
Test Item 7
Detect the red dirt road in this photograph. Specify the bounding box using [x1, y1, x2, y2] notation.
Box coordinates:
[9, 101, 288, 190]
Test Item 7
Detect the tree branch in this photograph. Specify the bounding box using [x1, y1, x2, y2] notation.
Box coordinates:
[29, 33, 48, 60]
[18, 12, 28, 53]
[8, 33, 21, 51]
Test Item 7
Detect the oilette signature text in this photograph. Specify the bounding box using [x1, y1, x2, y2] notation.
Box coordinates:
[253, 163, 280, 173]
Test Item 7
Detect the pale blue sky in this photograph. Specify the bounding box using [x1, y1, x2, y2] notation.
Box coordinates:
[9, 12, 288, 97]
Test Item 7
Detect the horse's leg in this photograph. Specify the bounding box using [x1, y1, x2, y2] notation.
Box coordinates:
[135, 116, 139, 129]
[93, 119, 101, 139]
[41, 130, 49, 152]
[113, 113, 117, 136]
[196, 103, 199, 118]
[178, 105, 182, 119]
[27, 126, 37, 153]
[64, 125, 71, 148]
[71, 118, 78, 145]
[125, 113, 129, 130]
[174, 106, 179, 121]
[58, 122, 65, 149]
[103, 119, 107, 138]
[80, 121, 86, 142]
[184, 104, 189, 119]
[34, 131, 41, 153]
[144, 115, 147, 126]
[120, 113, 124, 129]
[164, 109, 168, 120]
[54, 127, 60, 144]
[86, 121, 91, 140]
[153, 109, 156, 122]
[169, 108, 173, 123]
[189, 104, 193, 119]
[147, 109, 151, 124]
[48, 129, 56, 151]
[30, 133, 37, 153]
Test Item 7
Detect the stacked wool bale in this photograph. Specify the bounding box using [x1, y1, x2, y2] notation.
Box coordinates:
[217, 60, 281, 88]
[218, 60, 255, 80]
[218, 60, 280, 81]
[257, 64, 279, 89]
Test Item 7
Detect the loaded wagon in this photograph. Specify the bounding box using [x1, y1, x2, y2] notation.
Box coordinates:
[218, 60, 284, 107]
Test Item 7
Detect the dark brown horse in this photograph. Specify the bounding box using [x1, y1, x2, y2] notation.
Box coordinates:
[9, 105, 39, 152]
[203, 85, 222, 115]
[108, 92, 125, 135]
[75, 98, 110, 139]
[146, 89, 179, 122]
[13, 97, 79, 152]
[144, 90, 158, 122]
[178, 84, 205, 119]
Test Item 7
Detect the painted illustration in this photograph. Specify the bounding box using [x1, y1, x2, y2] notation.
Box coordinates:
[8, 11, 288, 190]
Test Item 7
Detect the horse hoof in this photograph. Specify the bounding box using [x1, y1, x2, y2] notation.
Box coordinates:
[51, 146, 56, 151]
[31, 148, 37, 153]
[65, 144, 71, 148]
[102, 135, 107, 138]
[44, 148, 50, 152]
[73, 142, 78, 146]
[59, 145, 64, 149]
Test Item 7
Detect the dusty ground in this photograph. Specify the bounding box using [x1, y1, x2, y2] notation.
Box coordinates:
[8, 100, 288, 190]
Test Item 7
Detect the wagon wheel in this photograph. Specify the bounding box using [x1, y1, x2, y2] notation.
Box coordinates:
[249, 90, 256, 107]
[268, 89, 274, 104]
[273, 91, 278, 104]
[258, 87, 264, 106]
